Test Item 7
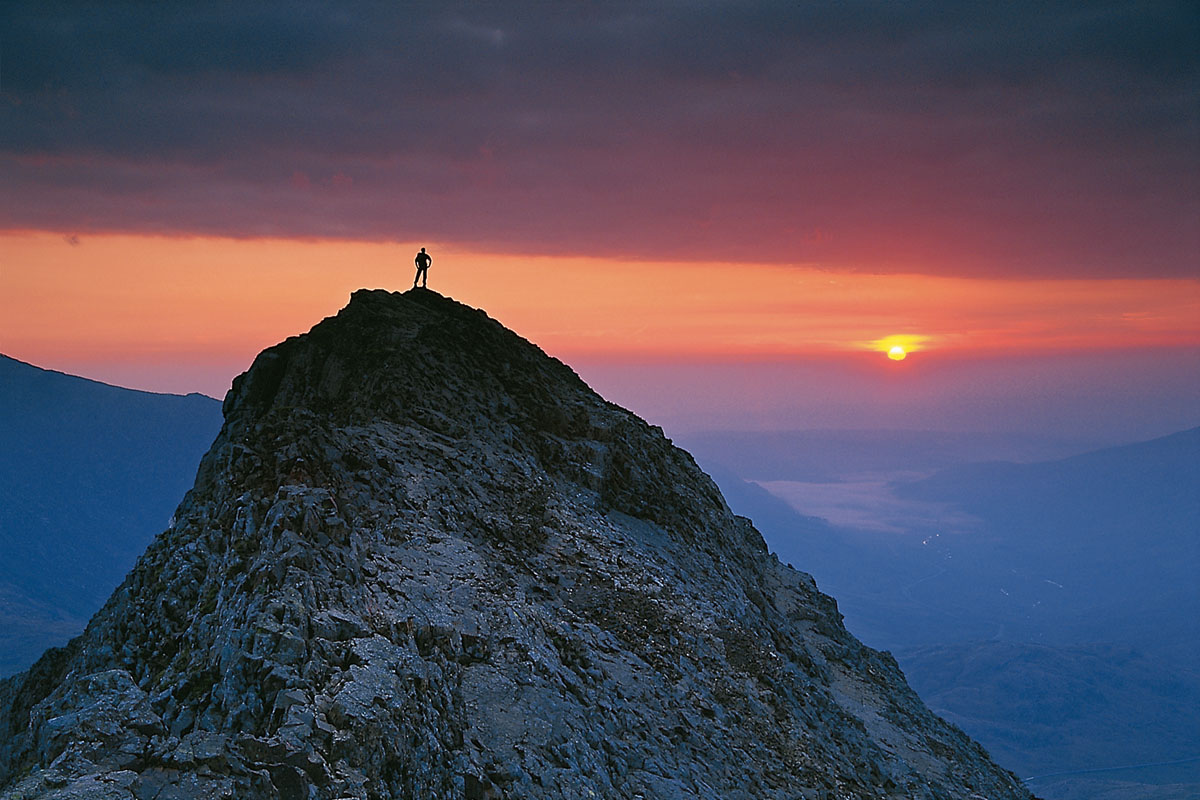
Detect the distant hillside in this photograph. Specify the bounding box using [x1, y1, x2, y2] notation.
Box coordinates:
[896, 427, 1200, 659]
[897, 641, 1200, 793]
[0, 355, 224, 675]
[901, 427, 1200, 542]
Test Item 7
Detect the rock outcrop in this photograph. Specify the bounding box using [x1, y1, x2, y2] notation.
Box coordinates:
[0, 289, 1034, 799]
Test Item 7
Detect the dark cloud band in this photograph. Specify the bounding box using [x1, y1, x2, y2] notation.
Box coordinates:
[2, 1, 1196, 276]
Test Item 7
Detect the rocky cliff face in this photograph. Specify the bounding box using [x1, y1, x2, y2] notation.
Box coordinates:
[0, 289, 1033, 800]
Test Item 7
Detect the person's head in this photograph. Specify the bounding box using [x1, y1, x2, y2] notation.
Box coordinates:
[420, 247, 426, 253]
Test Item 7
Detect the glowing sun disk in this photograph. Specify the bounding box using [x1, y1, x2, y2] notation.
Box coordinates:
[867, 334, 929, 357]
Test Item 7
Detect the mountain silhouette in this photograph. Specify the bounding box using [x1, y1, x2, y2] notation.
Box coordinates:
[0, 290, 1032, 799]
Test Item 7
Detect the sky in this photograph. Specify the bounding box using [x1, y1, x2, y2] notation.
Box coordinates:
[2, 2, 1198, 440]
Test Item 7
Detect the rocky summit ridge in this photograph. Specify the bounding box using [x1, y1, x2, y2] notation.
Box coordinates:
[0, 289, 1033, 800]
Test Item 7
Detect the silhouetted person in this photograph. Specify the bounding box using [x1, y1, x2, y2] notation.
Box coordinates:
[413, 247, 432, 288]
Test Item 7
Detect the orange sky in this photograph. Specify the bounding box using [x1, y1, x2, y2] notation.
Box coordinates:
[2, 231, 1198, 396]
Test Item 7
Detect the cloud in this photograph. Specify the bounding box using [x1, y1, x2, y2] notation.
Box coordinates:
[1, 1, 1196, 276]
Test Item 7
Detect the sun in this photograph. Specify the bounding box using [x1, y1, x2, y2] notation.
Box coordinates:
[865, 334, 928, 360]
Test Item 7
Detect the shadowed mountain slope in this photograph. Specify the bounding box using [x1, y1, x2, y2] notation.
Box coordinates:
[0, 290, 1031, 799]
[0, 355, 223, 676]
[897, 641, 1200, 787]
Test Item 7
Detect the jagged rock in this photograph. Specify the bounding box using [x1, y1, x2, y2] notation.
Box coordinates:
[0, 289, 1034, 799]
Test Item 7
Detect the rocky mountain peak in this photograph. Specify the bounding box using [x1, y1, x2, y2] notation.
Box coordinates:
[212, 287, 740, 559]
[0, 289, 1032, 799]
[225, 288, 589, 430]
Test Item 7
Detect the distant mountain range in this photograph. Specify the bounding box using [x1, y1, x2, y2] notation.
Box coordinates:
[0, 355, 223, 676]
[896, 427, 1200, 659]
[678, 428, 1113, 483]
